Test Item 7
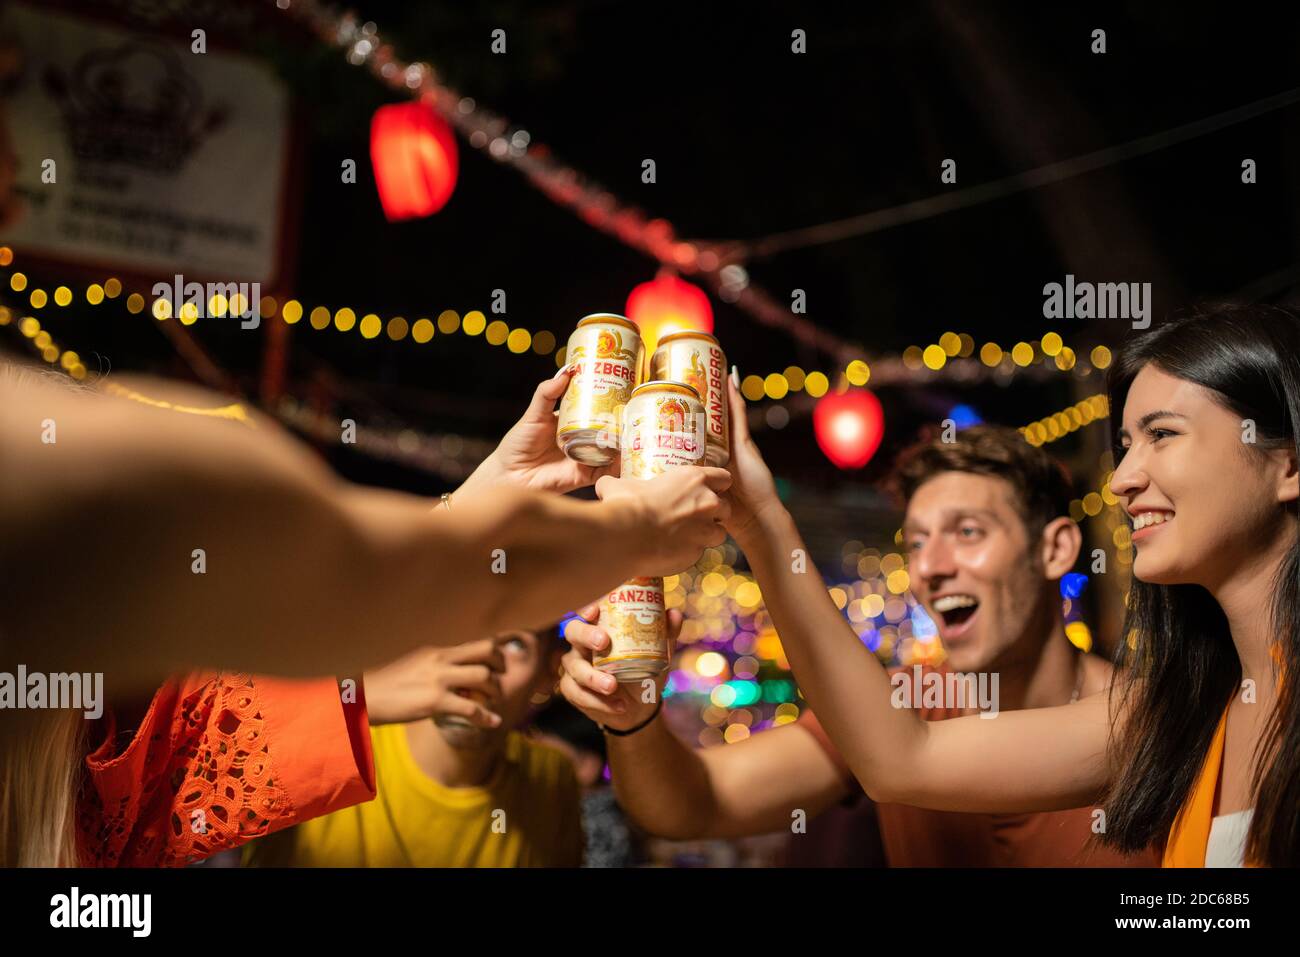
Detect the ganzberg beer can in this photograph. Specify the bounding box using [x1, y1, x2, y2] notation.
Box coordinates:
[650, 332, 729, 466]
[556, 313, 643, 466]
[594, 381, 706, 681]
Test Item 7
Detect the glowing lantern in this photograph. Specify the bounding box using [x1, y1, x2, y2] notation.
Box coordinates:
[625, 272, 713, 354]
[814, 388, 884, 469]
[370, 102, 459, 221]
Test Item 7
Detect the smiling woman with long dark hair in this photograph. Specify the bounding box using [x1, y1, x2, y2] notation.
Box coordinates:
[717, 301, 1300, 867]
[1100, 302, 1300, 866]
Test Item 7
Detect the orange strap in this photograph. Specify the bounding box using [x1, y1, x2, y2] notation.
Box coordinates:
[1162, 708, 1228, 867]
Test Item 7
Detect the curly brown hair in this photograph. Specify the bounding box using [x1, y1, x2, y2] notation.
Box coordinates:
[890, 424, 1074, 534]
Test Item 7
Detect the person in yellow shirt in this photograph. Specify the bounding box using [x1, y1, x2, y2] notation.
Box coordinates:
[245, 626, 582, 867]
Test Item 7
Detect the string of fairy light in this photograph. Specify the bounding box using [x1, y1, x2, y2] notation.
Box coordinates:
[5, 249, 1124, 416]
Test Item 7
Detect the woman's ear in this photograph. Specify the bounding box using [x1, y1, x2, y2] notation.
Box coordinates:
[1040, 516, 1083, 580]
[1273, 448, 1299, 505]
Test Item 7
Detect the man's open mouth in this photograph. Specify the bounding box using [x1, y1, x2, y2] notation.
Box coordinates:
[931, 594, 980, 638]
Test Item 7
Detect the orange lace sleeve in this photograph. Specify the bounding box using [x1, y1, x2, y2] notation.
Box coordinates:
[77, 672, 376, 867]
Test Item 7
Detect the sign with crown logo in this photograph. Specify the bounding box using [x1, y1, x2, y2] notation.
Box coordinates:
[0, 3, 291, 286]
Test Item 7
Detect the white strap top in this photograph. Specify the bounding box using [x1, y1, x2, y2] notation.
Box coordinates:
[1204, 809, 1253, 867]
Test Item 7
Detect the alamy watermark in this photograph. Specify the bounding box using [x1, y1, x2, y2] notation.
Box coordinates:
[0, 665, 103, 719]
[890, 665, 999, 718]
[152, 274, 261, 330]
[1042, 274, 1151, 329]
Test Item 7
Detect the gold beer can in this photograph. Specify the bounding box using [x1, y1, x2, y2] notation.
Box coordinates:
[650, 332, 729, 465]
[594, 576, 669, 682]
[594, 381, 707, 680]
[556, 313, 643, 466]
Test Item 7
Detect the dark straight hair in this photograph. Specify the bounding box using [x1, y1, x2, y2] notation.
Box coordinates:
[1099, 302, 1300, 867]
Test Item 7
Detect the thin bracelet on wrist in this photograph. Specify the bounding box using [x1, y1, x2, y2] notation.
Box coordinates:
[600, 696, 663, 737]
[439, 492, 453, 511]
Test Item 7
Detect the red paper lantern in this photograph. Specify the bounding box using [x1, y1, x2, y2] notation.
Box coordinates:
[626, 272, 713, 354]
[370, 102, 459, 221]
[814, 388, 885, 470]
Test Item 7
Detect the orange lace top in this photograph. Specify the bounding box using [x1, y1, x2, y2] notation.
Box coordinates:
[77, 672, 376, 867]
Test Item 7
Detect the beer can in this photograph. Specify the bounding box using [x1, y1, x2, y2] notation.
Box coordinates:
[619, 380, 707, 479]
[649, 331, 729, 466]
[594, 576, 669, 681]
[594, 381, 706, 680]
[556, 313, 643, 466]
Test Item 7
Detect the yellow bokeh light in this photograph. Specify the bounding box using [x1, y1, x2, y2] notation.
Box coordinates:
[902, 345, 923, 369]
[886, 569, 910, 594]
[1011, 342, 1034, 366]
[10, 272, 27, 292]
[1082, 492, 1103, 516]
[387, 317, 410, 342]
[179, 301, 199, 325]
[360, 314, 383, 339]
[804, 371, 829, 397]
[42, 345, 59, 363]
[1065, 620, 1093, 653]
[741, 374, 765, 401]
[260, 296, 278, 318]
[939, 332, 962, 357]
[829, 587, 847, 609]
[34, 330, 51, 349]
[437, 309, 460, 334]
[507, 328, 531, 353]
[1091, 345, 1112, 369]
[19, 316, 39, 337]
[282, 300, 303, 324]
[29, 289, 47, 309]
[412, 318, 435, 343]
[700, 572, 727, 597]
[1055, 347, 1076, 371]
[980, 342, 1003, 366]
[1040, 332, 1063, 356]
[846, 359, 870, 386]
[208, 293, 228, 316]
[532, 330, 556, 354]
[86, 284, 105, 306]
[922, 344, 946, 370]
[126, 293, 145, 314]
[784, 366, 806, 391]
[230, 293, 248, 317]
[152, 298, 172, 320]
[463, 310, 487, 336]
[764, 373, 789, 400]
[54, 286, 72, 307]
[70, 363, 87, 381]
[104, 278, 122, 299]
[486, 320, 509, 345]
[333, 307, 356, 332]
[0, 247, 11, 266]
[958, 333, 975, 357]
[864, 593, 885, 617]
[724, 724, 751, 744]
[734, 581, 761, 608]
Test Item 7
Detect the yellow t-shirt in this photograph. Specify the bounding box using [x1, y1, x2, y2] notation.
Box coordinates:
[245, 724, 583, 867]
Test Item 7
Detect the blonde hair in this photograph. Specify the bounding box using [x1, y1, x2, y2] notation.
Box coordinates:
[0, 356, 90, 866]
[0, 709, 86, 866]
